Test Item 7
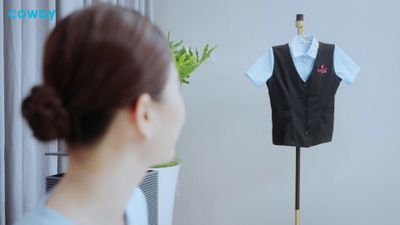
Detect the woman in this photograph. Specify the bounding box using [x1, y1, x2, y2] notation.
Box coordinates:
[16, 3, 185, 225]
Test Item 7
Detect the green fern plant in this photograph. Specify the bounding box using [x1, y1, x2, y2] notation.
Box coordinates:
[150, 32, 216, 168]
[168, 31, 217, 84]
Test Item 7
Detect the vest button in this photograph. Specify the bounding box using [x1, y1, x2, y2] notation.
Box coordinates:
[303, 106, 307, 110]
[304, 131, 309, 136]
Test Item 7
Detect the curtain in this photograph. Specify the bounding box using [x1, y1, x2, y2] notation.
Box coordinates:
[0, 1, 153, 225]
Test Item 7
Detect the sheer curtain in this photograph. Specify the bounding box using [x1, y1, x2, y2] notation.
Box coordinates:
[0, 1, 153, 225]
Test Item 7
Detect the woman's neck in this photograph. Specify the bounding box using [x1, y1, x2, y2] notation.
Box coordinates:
[47, 140, 149, 225]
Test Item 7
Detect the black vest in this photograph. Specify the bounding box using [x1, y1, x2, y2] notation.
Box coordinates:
[266, 42, 342, 147]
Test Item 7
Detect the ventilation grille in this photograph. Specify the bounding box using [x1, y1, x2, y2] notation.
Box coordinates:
[139, 170, 158, 225]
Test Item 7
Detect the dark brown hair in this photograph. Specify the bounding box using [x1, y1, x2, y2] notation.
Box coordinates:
[21, 3, 171, 147]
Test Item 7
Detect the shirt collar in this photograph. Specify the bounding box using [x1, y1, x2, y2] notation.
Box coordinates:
[289, 35, 319, 59]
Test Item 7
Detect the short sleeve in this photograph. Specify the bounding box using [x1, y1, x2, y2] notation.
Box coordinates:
[333, 46, 360, 85]
[246, 47, 274, 87]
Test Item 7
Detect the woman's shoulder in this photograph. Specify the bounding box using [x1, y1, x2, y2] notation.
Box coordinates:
[13, 194, 75, 225]
[14, 206, 70, 225]
[125, 187, 148, 225]
[14, 188, 148, 225]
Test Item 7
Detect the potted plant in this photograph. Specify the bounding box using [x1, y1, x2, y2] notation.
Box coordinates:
[149, 32, 216, 225]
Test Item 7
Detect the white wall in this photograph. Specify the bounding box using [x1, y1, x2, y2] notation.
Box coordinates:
[154, 0, 400, 224]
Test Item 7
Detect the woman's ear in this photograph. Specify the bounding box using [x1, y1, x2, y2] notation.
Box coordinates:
[131, 93, 156, 140]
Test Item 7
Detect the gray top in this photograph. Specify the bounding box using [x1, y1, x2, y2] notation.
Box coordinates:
[13, 187, 148, 225]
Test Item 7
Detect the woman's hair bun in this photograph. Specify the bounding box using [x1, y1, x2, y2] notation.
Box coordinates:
[21, 84, 71, 142]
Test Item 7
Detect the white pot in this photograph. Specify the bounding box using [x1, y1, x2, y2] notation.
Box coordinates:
[150, 163, 180, 225]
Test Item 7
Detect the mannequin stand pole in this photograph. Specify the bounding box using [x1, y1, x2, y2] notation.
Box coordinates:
[294, 14, 304, 225]
[295, 146, 301, 225]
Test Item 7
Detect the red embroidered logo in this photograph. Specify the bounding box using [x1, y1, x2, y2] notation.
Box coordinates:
[317, 64, 328, 74]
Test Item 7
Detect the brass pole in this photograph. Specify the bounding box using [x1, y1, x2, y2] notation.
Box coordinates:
[296, 14, 304, 36]
[295, 14, 304, 225]
[295, 146, 301, 225]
